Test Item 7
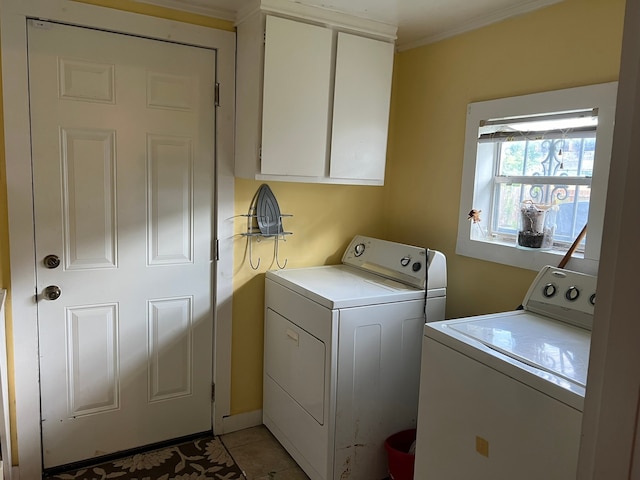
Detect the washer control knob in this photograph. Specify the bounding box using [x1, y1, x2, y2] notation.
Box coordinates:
[354, 243, 365, 257]
[543, 283, 557, 298]
[590, 293, 596, 306]
[566, 286, 580, 301]
[401, 256, 411, 267]
[412, 262, 422, 272]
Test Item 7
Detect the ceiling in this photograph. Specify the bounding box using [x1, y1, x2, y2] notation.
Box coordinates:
[136, 0, 563, 50]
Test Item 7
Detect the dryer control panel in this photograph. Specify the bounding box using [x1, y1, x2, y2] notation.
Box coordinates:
[342, 235, 446, 290]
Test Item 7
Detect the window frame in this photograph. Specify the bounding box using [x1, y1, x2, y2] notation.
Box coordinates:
[456, 82, 618, 275]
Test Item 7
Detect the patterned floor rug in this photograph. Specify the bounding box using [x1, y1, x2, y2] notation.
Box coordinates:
[47, 436, 247, 480]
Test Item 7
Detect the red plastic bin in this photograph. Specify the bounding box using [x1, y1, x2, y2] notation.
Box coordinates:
[384, 428, 416, 480]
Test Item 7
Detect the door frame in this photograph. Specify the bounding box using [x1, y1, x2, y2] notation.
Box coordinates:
[0, 1, 235, 477]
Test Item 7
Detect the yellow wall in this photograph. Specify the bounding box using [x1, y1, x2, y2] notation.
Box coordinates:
[72, 0, 235, 29]
[384, 0, 625, 321]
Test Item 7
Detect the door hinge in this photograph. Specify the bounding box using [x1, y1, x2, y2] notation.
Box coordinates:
[215, 239, 220, 262]
[214, 83, 220, 107]
[211, 383, 215, 402]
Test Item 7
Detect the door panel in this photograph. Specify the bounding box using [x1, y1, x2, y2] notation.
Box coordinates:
[28, 20, 216, 468]
[147, 134, 193, 264]
[67, 304, 119, 416]
[61, 127, 118, 269]
[148, 296, 193, 401]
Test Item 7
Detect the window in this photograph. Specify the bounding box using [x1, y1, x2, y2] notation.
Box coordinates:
[456, 82, 618, 274]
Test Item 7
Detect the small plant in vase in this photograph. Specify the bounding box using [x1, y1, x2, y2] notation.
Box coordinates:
[518, 201, 551, 248]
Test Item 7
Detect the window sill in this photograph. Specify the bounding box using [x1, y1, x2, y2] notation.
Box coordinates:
[456, 234, 598, 275]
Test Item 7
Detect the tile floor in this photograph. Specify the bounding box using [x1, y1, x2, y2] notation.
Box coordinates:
[221, 425, 310, 480]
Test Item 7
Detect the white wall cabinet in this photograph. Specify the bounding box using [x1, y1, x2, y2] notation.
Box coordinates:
[260, 16, 332, 178]
[235, 12, 395, 185]
[330, 32, 394, 182]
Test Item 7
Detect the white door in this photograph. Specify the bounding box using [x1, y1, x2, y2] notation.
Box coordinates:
[28, 20, 216, 469]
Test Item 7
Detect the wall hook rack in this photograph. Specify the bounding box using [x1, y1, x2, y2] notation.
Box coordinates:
[241, 184, 292, 270]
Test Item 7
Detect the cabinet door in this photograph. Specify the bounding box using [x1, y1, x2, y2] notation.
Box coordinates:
[261, 16, 333, 177]
[330, 33, 394, 182]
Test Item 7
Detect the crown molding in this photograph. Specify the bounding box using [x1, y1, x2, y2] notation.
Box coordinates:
[238, 0, 396, 40]
[134, 0, 236, 21]
[135, 0, 562, 49]
[137, 0, 396, 40]
[397, 0, 562, 51]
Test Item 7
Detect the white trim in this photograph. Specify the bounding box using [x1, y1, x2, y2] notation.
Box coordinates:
[0, 1, 235, 477]
[578, 0, 640, 475]
[135, 0, 564, 49]
[236, 0, 397, 40]
[220, 410, 264, 434]
[134, 0, 237, 20]
[257, 0, 396, 39]
[141, 0, 399, 40]
[396, 0, 563, 51]
[0, 291, 11, 480]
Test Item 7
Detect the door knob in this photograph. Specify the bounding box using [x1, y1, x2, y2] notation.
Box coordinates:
[43, 254, 61, 269]
[43, 285, 61, 301]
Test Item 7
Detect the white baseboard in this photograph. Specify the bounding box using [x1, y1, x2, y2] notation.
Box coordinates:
[219, 410, 263, 435]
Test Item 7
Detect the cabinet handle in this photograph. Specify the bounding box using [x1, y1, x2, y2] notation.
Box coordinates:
[286, 328, 299, 345]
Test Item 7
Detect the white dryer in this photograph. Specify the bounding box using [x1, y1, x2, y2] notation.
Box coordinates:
[414, 266, 596, 480]
[263, 235, 447, 480]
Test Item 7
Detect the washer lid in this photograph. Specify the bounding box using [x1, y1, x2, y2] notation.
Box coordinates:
[448, 312, 590, 388]
[266, 265, 427, 309]
[425, 310, 590, 409]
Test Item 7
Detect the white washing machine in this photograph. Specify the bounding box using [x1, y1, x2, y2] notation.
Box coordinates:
[414, 266, 596, 480]
[263, 235, 447, 480]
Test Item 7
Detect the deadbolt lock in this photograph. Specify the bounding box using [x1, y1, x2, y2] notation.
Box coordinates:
[43, 254, 61, 269]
